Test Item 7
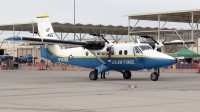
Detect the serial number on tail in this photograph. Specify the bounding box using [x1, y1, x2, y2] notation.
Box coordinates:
[58, 58, 68, 62]
[112, 60, 134, 64]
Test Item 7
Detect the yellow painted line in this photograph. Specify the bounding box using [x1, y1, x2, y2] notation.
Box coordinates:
[38, 31, 42, 38]
[129, 85, 136, 89]
[46, 46, 68, 58]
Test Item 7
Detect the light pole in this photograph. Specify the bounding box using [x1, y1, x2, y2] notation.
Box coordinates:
[74, 0, 75, 41]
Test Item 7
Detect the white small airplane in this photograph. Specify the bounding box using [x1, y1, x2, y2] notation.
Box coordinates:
[6, 14, 175, 81]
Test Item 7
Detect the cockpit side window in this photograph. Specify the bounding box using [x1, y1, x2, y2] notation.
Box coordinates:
[134, 46, 141, 53]
[139, 45, 152, 51]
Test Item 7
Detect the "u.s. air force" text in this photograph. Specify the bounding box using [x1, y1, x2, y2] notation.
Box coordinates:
[112, 60, 134, 64]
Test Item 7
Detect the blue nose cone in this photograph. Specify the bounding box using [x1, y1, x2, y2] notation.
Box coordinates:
[165, 58, 175, 66]
[144, 58, 175, 69]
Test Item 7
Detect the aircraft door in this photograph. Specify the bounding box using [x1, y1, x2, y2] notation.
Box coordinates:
[133, 46, 144, 69]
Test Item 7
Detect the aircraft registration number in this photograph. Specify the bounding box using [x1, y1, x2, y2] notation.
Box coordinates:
[112, 60, 134, 64]
[58, 58, 68, 62]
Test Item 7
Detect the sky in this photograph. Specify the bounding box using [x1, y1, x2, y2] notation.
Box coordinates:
[0, 0, 200, 40]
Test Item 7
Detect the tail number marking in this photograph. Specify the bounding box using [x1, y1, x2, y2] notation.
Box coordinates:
[47, 33, 54, 37]
[58, 58, 68, 62]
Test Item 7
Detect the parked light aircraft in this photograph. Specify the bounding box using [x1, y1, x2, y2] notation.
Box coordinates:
[6, 14, 176, 81]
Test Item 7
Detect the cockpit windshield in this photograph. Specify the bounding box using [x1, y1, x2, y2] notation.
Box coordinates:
[139, 45, 152, 51]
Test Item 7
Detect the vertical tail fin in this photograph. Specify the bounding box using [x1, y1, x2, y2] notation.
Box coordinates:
[37, 13, 56, 39]
[37, 14, 61, 60]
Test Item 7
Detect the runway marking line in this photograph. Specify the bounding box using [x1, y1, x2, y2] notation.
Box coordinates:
[129, 85, 137, 89]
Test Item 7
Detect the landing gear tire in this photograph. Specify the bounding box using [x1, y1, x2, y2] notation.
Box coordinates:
[89, 71, 98, 80]
[150, 72, 159, 81]
[123, 70, 132, 79]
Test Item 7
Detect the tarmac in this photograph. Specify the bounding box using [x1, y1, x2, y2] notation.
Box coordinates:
[0, 70, 200, 112]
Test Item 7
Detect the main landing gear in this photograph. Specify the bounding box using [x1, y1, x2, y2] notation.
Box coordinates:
[150, 68, 160, 81]
[89, 71, 107, 80]
[123, 70, 132, 79]
[89, 71, 98, 80]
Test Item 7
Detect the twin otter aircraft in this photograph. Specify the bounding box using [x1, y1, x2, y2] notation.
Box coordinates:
[6, 14, 175, 81]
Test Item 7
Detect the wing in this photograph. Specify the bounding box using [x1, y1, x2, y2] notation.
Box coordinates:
[6, 36, 106, 49]
[163, 40, 195, 45]
[143, 40, 195, 45]
[6, 36, 87, 45]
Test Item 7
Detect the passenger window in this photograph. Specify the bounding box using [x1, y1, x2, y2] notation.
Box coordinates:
[124, 50, 128, 55]
[119, 50, 122, 55]
[102, 53, 105, 55]
[97, 53, 100, 55]
[86, 52, 89, 56]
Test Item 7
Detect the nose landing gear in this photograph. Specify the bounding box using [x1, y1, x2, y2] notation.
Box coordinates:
[150, 68, 160, 81]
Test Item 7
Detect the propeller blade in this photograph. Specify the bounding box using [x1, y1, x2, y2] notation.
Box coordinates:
[100, 35, 109, 43]
[141, 36, 153, 38]
[150, 37, 159, 45]
[141, 36, 159, 45]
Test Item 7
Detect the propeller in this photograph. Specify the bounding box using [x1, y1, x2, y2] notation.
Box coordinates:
[141, 35, 195, 52]
[141, 36, 163, 52]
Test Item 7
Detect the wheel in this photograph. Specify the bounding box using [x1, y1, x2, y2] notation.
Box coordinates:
[89, 71, 98, 80]
[150, 72, 159, 81]
[123, 70, 132, 79]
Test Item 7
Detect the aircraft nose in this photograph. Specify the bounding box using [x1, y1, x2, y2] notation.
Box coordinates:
[155, 51, 175, 67]
[144, 50, 175, 68]
[164, 54, 175, 65]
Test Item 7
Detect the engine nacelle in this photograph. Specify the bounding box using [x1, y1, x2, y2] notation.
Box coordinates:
[88, 43, 114, 53]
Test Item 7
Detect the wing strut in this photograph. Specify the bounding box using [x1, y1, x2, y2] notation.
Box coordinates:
[89, 50, 106, 65]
